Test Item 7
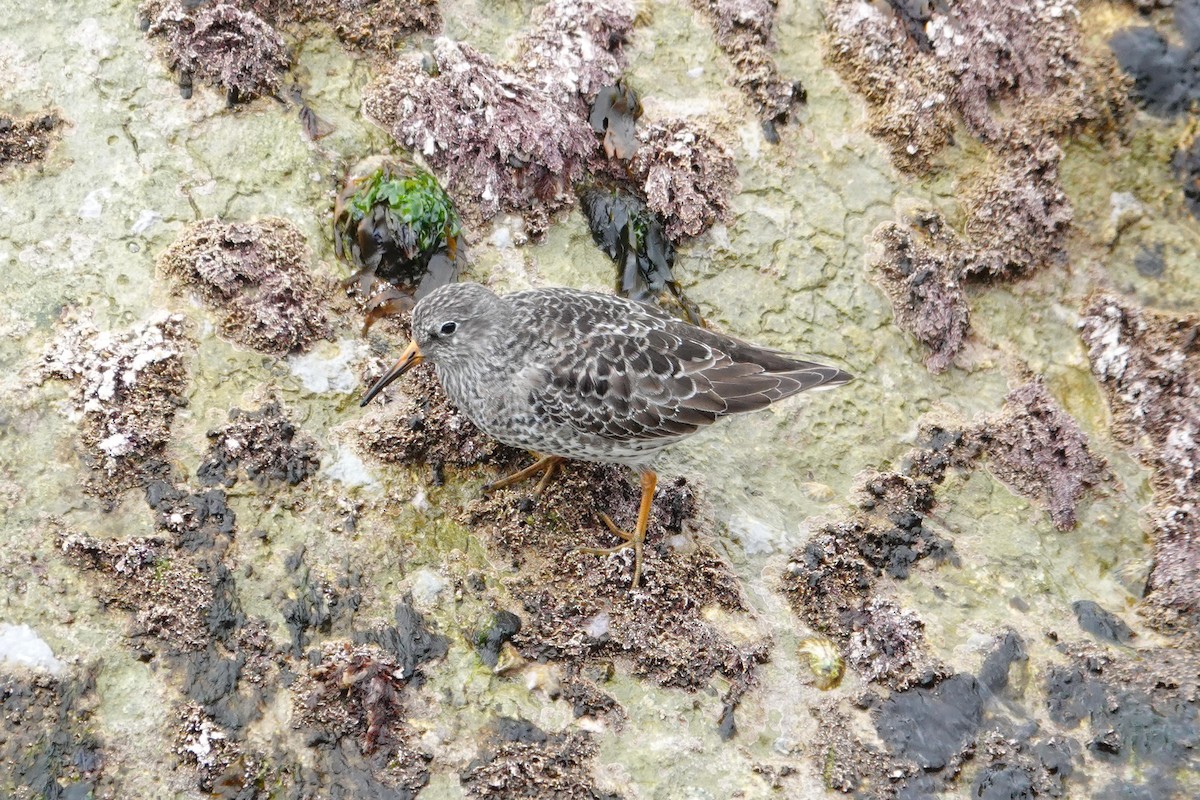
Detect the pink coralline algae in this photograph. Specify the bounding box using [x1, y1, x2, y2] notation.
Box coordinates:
[825, 0, 1113, 170]
[363, 38, 597, 236]
[515, 0, 636, 109]
[630, 119, 739, 241]
[254, 0, 442, 54]
[971, 379, 1110, 531]
[835, 1, 1125, 369]
[961, 140, 1074, 280]
[157, 218, 331, 356]
[690, 0, 806, 134]
[1079, 295, 1200, 620]
[870, 211, 973, 373]
[363, 4, 739, 242]
[146, 2, 290, 101]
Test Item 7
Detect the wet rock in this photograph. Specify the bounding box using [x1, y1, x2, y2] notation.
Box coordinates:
[628, 119, 738, 241]
[363, 38, 596, 237]
[870, 211, 973, 373]
[972, 762, 1035, 800]
[1044, 664, 1096, 728]
[493, 717, 548, 745]
[278, 549, 361, 655]
[157, 217, 331, 356]
[1078, 295, 1200, 619]
[0, 669, 103, 799]
[1134, 242, 1167, 277]
[1034, 736, 1078, 779]
[1042, 642, 1200, 786]
[717, 702, 737, 740]
[689, 0, 805, 133]
[39, 310, 191, 505]
[462, 721, 615, 799]
[969, 379, 1110, 531]
[1111, 1, 1200, 116]
[516, 0, 635, 109]
[183, 645, 244, 713]
[287, 81, 335, 141]
[1114, 6, 1200, 219]
[1071, 600, 1135, 645]
[144, 1, 290, 103]
[198, 402, 320, 489]
[0, 111, 64, 172]
[589, 81, 642, 161]
[875, 673, 986, 771]
[334, 156, 461, 310]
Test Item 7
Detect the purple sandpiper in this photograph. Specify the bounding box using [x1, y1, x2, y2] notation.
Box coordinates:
[361, 282, 851, 588]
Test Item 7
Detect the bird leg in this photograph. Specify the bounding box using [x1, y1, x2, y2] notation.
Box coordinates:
[483, 454, 565, 496]
[575, 471, 657, 589]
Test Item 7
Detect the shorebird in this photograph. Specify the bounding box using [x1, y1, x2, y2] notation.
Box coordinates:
[361, 282, 851, 588]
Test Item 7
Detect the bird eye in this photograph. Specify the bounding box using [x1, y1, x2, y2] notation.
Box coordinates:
[439, 321, 457, 336]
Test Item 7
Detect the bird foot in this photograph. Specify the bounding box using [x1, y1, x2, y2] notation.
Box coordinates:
[574, 512, 645, 588]
[483, 454, 565, 496]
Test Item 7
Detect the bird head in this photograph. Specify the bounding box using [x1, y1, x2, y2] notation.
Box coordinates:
[360, 282, 506, 406]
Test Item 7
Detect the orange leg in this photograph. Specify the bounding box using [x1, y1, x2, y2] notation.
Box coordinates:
[483, 454, 565, 496]
[576, 470, 657, 589]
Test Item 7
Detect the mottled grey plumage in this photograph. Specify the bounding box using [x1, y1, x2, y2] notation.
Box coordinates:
[361, 281, 851, 589]
[404, 282, 851, 464]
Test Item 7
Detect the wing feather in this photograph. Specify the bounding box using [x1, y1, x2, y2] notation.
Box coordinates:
[510, 289, 852, 445]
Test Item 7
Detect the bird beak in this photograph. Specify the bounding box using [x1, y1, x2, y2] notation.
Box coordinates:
[360, 340, 423, 407]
